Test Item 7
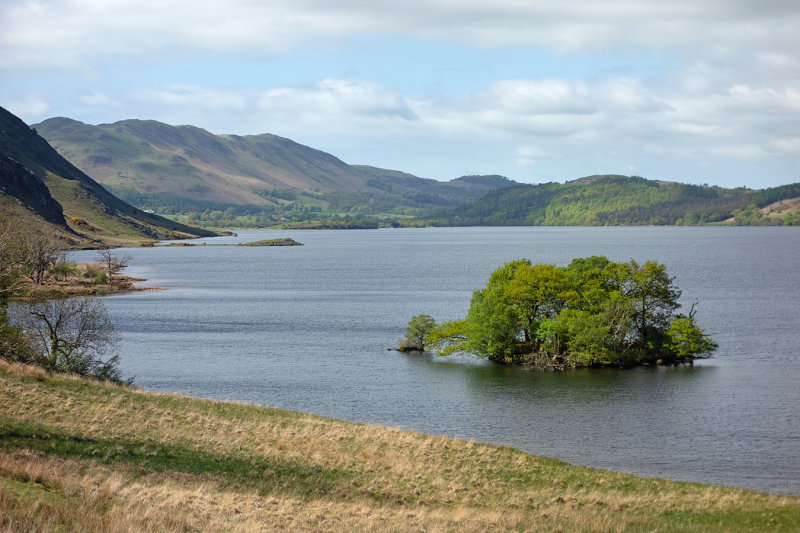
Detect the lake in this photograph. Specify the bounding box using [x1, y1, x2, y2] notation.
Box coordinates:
[72, 226, 800, 495]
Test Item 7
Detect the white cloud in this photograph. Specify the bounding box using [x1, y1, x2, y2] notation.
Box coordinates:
[708, 144, 769, 160]
[80, 92, 115, 107]
[257, 79, 416, 128]
[2, 1, 799, 68]
[668, 122, 723, 136]
[227, 70, 798, 170]
[3, 1, 796, 185]
[420, 78, 668, 142]
[516, 146, 549, 166]
[160, 66, 795, 167]
[596, 79, 668, 113]
[140, 85, 249, 111]
[476, 80, 593, 115]
[772, 138, 800, 153]
[728, 85, 800, 112]
[0, 93, 49, 118]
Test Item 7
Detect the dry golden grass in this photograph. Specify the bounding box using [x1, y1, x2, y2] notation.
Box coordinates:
[760, 197, 800, 217]
[1, 359, 798, 532]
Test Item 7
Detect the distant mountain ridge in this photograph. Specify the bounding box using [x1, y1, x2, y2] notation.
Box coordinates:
[29, 115, 800, 227]
[33, 117, 517, 215]
[0, 107, 217, 245]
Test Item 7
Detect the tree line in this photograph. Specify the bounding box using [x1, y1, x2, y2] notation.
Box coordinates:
[0, 217, 127, 383]
[401, 256, 717, 368]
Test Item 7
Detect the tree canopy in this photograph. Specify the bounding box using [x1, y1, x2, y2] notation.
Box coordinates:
[0, 216, 127, 383]
[17, 296, 124, 382]
[398, 314, 436, 352]
[414, 256, 717, 368]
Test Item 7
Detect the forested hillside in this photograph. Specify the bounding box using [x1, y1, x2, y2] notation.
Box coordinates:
[440, 175, 800, 226]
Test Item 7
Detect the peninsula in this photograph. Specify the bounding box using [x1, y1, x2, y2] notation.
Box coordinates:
[13, 261, 159, 300]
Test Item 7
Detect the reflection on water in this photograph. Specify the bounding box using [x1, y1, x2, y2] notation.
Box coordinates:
[72, 226, 800, 494]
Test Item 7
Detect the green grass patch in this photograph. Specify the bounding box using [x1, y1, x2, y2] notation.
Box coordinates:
[0, 416, 352, 500]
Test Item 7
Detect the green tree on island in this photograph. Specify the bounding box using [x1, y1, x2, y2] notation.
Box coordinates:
[402, 256, 717, 368]
[398, 314, 436, 352]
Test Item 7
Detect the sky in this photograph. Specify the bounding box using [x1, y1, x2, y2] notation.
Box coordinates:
[1, 1, 799, 188]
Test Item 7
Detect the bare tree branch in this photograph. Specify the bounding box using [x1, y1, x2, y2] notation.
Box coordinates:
[96, 247, 132, 283]
[14, 297, 123, 382]
[0, 217, 28, 301]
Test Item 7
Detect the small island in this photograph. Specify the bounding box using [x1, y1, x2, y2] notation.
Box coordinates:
[240, 238, 303, 246]
[164, 238, 303, 247]
[400, 256, 717, 369]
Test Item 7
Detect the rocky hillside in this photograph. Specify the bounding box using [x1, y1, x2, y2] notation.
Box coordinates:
[0, 107, 217, 246]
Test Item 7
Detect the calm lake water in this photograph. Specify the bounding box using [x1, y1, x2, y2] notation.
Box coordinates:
[72, 227, 800, 495]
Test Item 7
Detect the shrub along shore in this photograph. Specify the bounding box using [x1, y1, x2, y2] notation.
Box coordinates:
[1, 360, 797, 532]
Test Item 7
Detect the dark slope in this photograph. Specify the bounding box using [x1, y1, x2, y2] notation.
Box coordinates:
[0, 155, 66, 226]
[1, 107, 217, 244]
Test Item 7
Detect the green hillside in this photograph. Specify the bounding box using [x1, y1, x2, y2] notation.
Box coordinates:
[440, 175, 800, 226]
[1, 107, 218, 245]
[33, 118, 517, 222]
[35, 117, 368, 203]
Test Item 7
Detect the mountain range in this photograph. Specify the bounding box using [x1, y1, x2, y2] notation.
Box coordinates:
[31, 116, 800, 228]
[0, 106, 217, 246]
[2, 110, 796, 232]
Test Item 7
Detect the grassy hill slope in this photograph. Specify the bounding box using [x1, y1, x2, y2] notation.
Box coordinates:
[32, 118, 516, 206]
[443, 175, 800, 226]
[35, 117, 368, 204]
[33, 117, 518, 218]
[1, 360, 798, 532]
[1, 107, 217, 245]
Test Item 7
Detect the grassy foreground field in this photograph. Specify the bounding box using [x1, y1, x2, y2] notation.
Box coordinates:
[0, 361, 797, 532]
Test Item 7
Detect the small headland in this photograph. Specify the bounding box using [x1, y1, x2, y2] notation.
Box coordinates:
[13, 262, 161, 300]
